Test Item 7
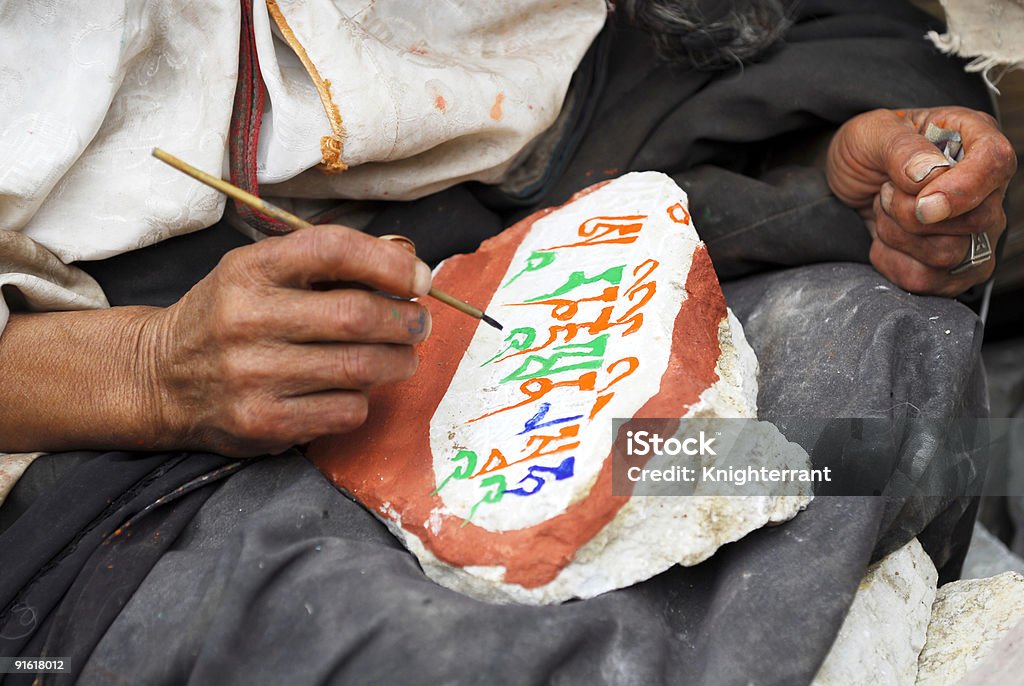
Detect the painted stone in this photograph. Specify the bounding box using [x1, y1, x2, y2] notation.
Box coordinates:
[812, 538, 937, 686]
[916, 571, 1024, 685]
[308, 171, 811, 604]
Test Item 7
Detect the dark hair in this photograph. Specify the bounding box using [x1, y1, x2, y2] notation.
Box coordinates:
[618, 0, 793, 70]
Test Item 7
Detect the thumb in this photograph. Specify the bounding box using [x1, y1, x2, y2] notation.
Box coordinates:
[828, 109, 951, 207]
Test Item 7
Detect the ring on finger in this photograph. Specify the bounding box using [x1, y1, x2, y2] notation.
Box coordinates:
[949, 232, 993, 275]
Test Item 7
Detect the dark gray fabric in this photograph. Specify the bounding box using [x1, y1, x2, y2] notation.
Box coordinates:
[77, 263, 987, 686]
[0, 453, 95, 536]
[723, 264, 988, 574]
[0, 451, 237, 675]
[78, 456, 880, 686]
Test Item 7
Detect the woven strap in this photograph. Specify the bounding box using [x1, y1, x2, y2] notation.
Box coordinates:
[228, 0, 293, 236]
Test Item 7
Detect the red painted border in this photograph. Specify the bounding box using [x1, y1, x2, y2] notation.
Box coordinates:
[307, 184, 727, 588]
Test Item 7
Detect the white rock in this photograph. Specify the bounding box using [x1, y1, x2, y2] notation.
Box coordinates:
[310, 172, 811, 604]
[956, 616, 1024, 686]
[916, 571, 1024, 685]
[813, 538, 937, 686]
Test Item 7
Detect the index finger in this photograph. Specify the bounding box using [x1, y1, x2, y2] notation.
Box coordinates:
[915, 110, 1017, 224]
[254, 225, 433, 297]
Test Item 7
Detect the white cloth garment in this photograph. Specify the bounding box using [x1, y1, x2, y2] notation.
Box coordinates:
[0, 0, 607, 332]
[926, 0, 1024, 88]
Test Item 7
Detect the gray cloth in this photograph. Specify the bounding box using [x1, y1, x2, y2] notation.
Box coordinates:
[978, 338, 1024, 553]
[79, 263, 987, 686]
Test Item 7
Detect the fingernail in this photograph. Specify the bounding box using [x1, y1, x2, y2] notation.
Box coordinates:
[905, 153, 950, 183]
[381, 234, 417, 255]
[413, 261, 432, 297]
[418, 310, 433, 340]
[880, 183, 894, 215]
[916, 192, 951, 224]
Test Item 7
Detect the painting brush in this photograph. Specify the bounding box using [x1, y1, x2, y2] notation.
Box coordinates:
[152, 148, 503, 331]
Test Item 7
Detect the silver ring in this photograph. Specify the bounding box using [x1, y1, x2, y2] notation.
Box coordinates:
[950, 232, 993, 275]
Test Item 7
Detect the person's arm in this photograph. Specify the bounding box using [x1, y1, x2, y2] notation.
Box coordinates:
[827, 106, 1017, 296]
[0, 225, 433, 456]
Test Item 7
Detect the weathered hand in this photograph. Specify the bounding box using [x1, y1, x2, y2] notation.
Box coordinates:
[144, 225, 433, 457]
[826, 107, 1016, 296]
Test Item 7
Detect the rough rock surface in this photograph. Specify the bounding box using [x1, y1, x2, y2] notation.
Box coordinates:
[812, 538, 937, 686]
[309, 172, 811, 604]
[956, 615, 1024, 686]
[916, 571, 1024, 685]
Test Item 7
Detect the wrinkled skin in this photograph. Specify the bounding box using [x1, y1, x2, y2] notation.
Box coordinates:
[144, 225, 434, 456]
[827, 106, 1016, 297]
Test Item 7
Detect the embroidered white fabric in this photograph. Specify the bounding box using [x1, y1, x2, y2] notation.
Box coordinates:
[0, 0, 606, 333]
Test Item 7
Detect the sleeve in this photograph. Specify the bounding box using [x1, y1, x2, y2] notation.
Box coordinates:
[0, 231, 108, 333]
[0, 0, 239, 336]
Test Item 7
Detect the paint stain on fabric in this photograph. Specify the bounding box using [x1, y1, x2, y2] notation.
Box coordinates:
[490, 92, 505, 121]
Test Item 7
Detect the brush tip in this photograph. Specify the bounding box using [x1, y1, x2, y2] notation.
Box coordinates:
[481, 313, 504, 331]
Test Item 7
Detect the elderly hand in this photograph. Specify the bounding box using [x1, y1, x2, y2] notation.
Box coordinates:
[826, 107, 1016, 296]
[145, 225, 433, 457]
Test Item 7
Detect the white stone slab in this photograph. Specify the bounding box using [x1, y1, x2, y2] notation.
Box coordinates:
[813, 538, 937, 686]
[917, 571, 1024, 685]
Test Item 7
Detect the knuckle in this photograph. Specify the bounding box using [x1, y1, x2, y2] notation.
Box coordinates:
[882, 133, 908, 166]
[926, 237, 966, 270]
[243, 237, 285, 283]
[295, 228, 329, 269]
[341, 345, 382, 387]
[893, 199, 926, 234]
[333, 394, 370, 433]
[216, 299, 269, 342]
[974, 110, 999, 129]
[969, 203, 1004, 236]
[220, 353, 264, 391]
[335, 293, 376, 338]
[294, 226, 349, 275]
[994, 204, 1008, 232]
[319, 225, 363, 265]
[217, 300, 256, 335]
[992, 139, 1018, 176]
[218, 247, 243, 272]
[381, 240, 416, 277]
[952, 201, 1003, 237]
[868, 240, 888, 271]
[886, 207, 916, 236]
[227, 398, 274, 441]
[873, 215, 903, 247]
